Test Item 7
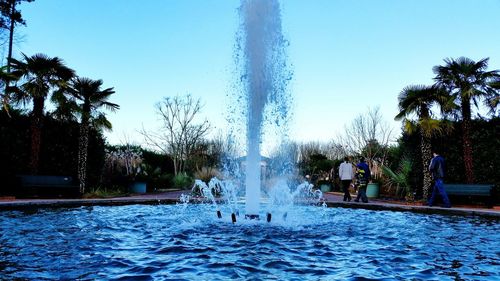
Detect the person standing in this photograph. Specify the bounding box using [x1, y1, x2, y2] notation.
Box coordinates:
[354, 157, 370, 203]
[339, 157, 354, 202]
[428, 150, 451, 208]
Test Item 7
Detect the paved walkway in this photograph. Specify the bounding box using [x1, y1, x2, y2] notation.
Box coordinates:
[1, 190, 499, 218]
[322, 192, 499, 218]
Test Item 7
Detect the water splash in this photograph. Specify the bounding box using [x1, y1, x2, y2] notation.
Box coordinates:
[190, 0, 298, 220]
[191, 176, 323, 223]
[178, 194, 191, 208]
[239, 0, 291, 216]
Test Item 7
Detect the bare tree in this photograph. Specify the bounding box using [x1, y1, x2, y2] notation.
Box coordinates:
[141, 94, 211, 176]
[337, 106, 395, 176]
[293, 140, 345, 163]
[210, 130, 240, 162]
[296, 141, 323, 164]
[322, 140, 347, 161]
[187, 131, 240, 174]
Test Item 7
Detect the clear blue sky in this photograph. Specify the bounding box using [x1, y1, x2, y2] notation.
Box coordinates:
[15, 0, 500, 146]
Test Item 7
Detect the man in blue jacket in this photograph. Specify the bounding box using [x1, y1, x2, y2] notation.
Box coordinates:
[354, 157, 370, 203]
[428, 149, 451, 208]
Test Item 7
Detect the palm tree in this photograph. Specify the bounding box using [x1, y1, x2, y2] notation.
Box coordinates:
[433, 57, 500, 183]
[62, 77, 119, 194]
[9, 53, 75, 174]
[395, 84, 453, 200]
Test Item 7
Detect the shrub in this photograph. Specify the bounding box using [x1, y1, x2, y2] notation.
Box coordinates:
[0, 110, 105, 195]
[398, 117, 500, 199]
[194, 167, 221, 184]
[381, 158, 412, 199]
[173, 173, 194, 190]
[83, 185, 128, 198]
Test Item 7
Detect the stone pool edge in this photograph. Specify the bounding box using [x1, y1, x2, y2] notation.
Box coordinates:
[326, 201, 500, 219]
[1, 196, 498, 219]
[0, 197, 179, 211]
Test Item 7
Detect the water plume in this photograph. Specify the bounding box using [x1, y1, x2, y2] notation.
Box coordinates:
[239, 0, 292, 216]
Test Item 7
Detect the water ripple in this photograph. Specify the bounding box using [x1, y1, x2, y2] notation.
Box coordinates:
[0, 204, 499, 280]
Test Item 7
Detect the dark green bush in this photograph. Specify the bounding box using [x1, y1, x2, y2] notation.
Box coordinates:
[0, 110, 105, 195]
[173, 173, 194, 190]
[399, 117, 500, 199]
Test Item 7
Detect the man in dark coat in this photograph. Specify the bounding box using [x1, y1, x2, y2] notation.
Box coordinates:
[428, 149, 451, 208]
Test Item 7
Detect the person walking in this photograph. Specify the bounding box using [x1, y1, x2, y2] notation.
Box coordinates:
[428, 149, 451, 208]
[354, 157, 370, 203]
[339, 157, 354, 202]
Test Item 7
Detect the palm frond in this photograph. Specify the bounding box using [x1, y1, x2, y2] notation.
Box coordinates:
[100, 101, 120, 112]
[92, 113, 113, 131]
[64, 76, 119, 131]
[419, 119, 445, 138]
[381, 158, 412, 198]
[403, 119, 418, 135]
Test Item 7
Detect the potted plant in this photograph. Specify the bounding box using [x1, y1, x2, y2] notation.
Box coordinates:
[366, 179, 380, 198]
[316, 179, 332, 193]
[105, 144, 147, 193]
[129, 164, 148, 194]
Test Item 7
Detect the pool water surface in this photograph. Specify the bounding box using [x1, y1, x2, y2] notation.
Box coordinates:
[0, 204, 499, 280]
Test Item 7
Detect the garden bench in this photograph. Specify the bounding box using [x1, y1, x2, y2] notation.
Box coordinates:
[17, 175, 80, 198]
[443, 183, 496, 208]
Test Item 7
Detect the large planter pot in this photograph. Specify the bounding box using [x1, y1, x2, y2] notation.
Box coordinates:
[129, 182, 147, 194]
[366, 183, 379, 198]
[320, 184, 331, 193]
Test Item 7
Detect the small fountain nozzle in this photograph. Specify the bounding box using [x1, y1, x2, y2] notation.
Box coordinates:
[245, 214, 260, 220]
[217, 210, 222, 219]
[266, 213, 272, 223]
[231, 213, 237, 224]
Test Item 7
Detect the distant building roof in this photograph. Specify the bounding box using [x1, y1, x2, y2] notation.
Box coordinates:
[235, 155, 271, 163]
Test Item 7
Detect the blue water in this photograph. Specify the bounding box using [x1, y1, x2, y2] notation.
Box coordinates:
[1, 204, 499, 280]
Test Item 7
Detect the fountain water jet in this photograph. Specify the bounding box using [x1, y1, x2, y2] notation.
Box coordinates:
[240, 0, 289, 217]
[192, 0, 311, 220]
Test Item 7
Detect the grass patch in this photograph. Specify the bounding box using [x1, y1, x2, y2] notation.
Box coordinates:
[83, 186, 129, 198]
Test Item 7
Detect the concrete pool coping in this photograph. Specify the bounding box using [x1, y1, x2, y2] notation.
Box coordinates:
[1, 190, 499, 219]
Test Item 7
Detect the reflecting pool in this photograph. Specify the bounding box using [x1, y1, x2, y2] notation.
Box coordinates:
[1, 204, 499, 280]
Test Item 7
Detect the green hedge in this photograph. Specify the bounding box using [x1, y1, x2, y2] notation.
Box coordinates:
[399, 117, 500, 198]
[0, 110, 105, 195]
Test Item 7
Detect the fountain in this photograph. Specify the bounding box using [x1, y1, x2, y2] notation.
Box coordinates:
[190, 0, 324, 220]
[192, 0, 303, 219]
[1, 2, 499, 280]
[242, 0, 284, 218]
[228, 0, 298, 219]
